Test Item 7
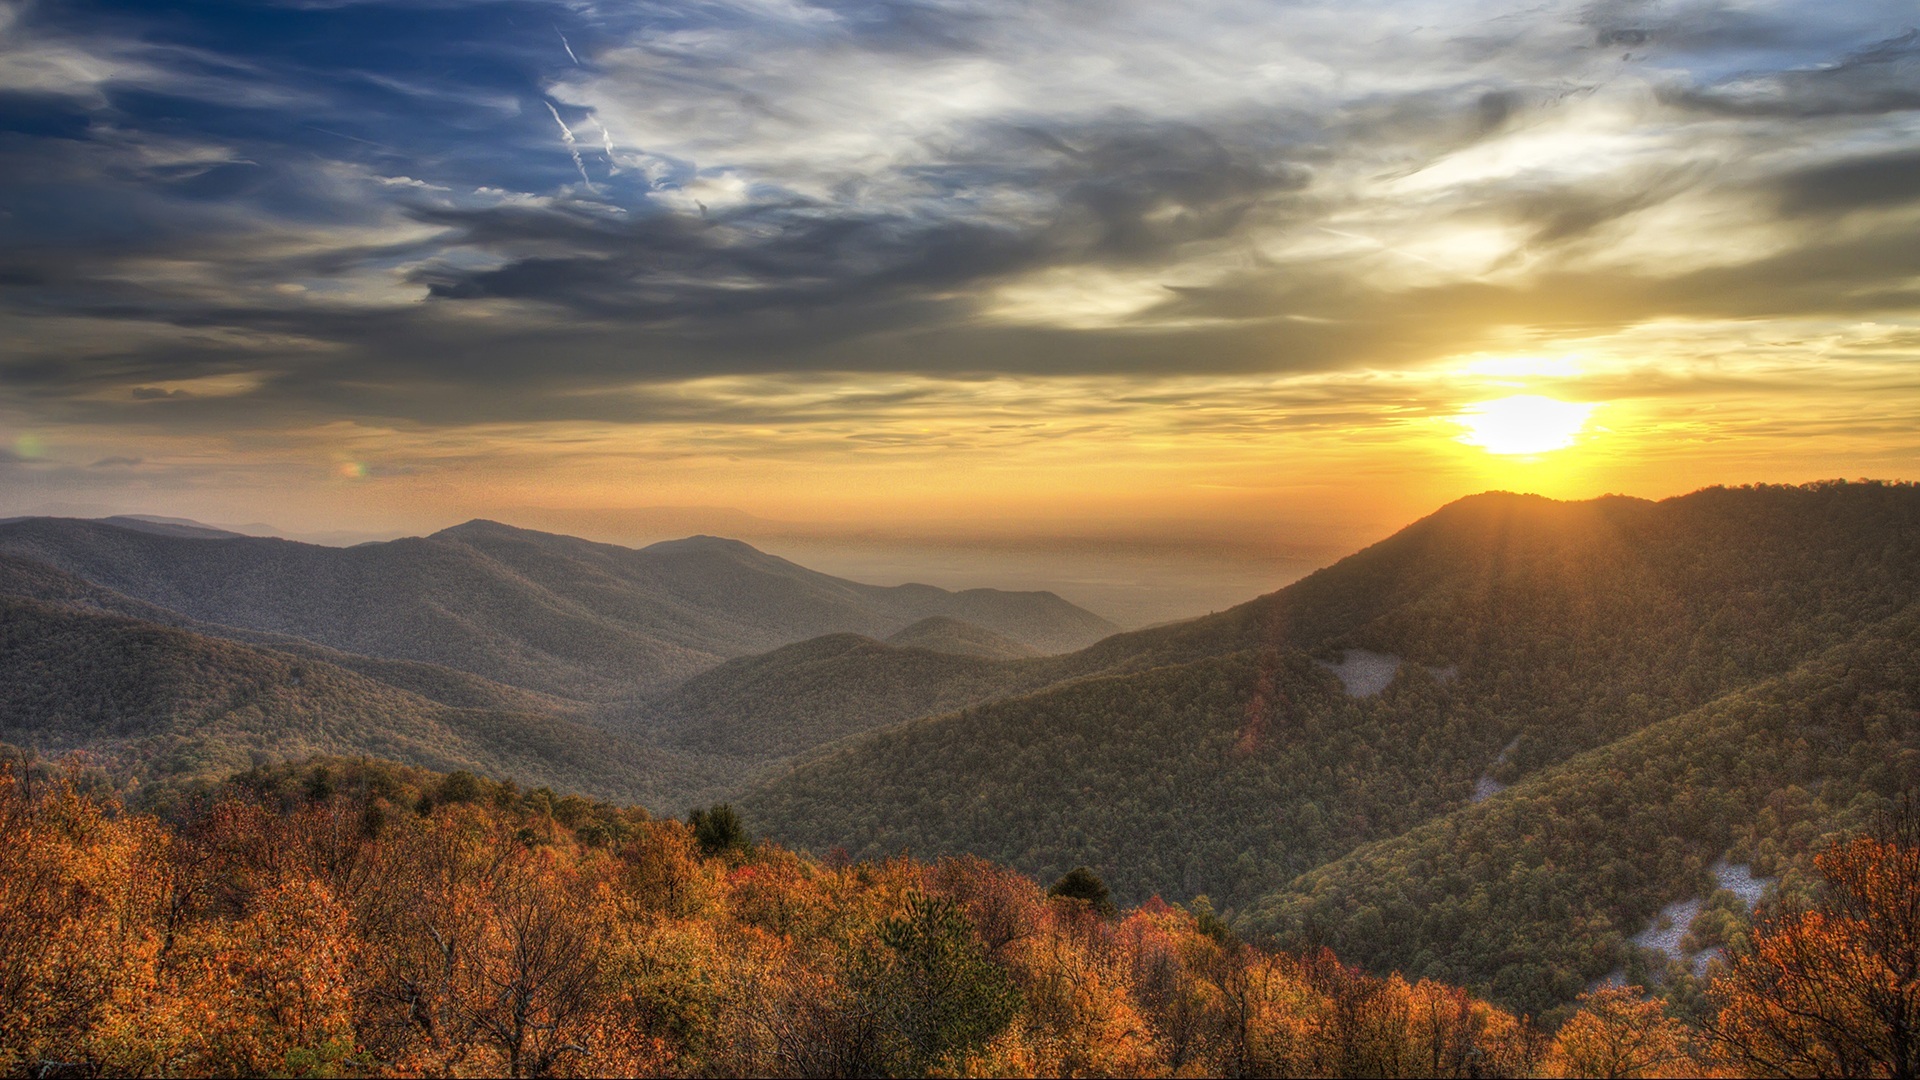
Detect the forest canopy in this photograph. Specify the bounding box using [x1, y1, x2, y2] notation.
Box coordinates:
[4, 755, 1918, 1078]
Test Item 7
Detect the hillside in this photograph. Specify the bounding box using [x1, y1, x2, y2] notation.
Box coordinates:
[744, 647, 1491, 908]
[1239, 607, 1920, 1016]
[0, 518, 1116, 699]
[0, 552, 560, 714]
[726, 482, 1920, 808]
[643, 632, 1068, 763]
[742, 481, 1920, 1013]
[0, 595, 721, 807]
[886, 616, 1039, 659]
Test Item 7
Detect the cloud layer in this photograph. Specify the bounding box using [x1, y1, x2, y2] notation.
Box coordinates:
[0, 0, 1915, 529]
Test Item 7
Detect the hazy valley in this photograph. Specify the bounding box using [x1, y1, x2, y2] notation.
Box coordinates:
[3, 481, 1916, 1032]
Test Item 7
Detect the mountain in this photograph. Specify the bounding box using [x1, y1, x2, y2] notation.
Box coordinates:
[10, 481, 1917, 1021]
[0, 515, 1117, 810]
[0, 594, 723, 807]
[741, 481, 1920, 1014]
[643, 632, 1065, 764]
[886, 616, 1038, 659]
[0, 517, 1116, 700]
[99, 515, 255, 539]
[1240, 608, 1920, 1014]
[0, 551, 559, 713]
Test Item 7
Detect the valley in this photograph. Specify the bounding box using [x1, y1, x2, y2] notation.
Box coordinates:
[4, 479, 1918, 1025]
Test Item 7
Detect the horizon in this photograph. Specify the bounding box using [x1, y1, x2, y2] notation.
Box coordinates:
[1, 0, 1915, 543]
[10, 476, 1909, 628]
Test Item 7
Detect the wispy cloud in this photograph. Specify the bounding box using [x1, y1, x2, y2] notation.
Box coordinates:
[544, 100, 594, 190]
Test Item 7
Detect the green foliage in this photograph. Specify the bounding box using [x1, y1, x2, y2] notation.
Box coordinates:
[746, 481, 1920, 1015]
[1048, 866, 1117, 916]
[1190, 895, 1234, 943]
[851, 893, 1022, 1075]
[1241, 613, 1920, 1016]
[746, 648, 1506, 914]
[437, 769, 482, 804]
[689, 803, 747, 855]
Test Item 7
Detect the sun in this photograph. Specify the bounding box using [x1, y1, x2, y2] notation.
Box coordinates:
[1453, 395, 1596, 456]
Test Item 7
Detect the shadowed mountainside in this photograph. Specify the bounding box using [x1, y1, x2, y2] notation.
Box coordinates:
[1237, 606, 1920, 1015]
[641, 632, 1067, 764]
[0, 518, 1116, 700]
[0, 595, 724, 806]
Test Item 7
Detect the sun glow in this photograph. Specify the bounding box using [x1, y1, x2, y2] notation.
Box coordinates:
[1454, 395, 1596, 456]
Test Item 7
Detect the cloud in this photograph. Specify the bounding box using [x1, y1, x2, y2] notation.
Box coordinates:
[1775, 149, 1920, 216]
[1659, 29, 1920, 118]
[0, 0, 1912, 452]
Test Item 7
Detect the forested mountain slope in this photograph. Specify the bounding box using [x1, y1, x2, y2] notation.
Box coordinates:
[743, 481, 1920, 1013]
[1055, 482, 1920, 770]
[1240, 607, 1920, 1016]
[0, 518, 1114, 699]
[0, 552, 559, 713]
[735, 482, 1920, 801]
[886, 616, 1039, 658]
[744, 648, 1489, 909]
[644, 632, 1071, 762]
[0, 596, 721, 806]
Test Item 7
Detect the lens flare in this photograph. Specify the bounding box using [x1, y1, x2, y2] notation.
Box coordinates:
[1454, 395, 1596, 456]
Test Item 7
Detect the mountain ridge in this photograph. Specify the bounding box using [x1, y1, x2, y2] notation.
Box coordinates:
[0, 516, 1118, 700]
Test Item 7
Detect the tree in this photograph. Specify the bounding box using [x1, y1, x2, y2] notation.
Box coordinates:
[1048, 866, 1116, 916]
[1709, 820, 1920, 1078]
[1552, 984, 1690, 1078]
[688, 804, 746, 856]
[852, 894, 1021, 1075]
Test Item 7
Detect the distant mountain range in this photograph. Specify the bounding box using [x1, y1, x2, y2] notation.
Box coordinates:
[0, 515, 1114, 803]
[0, 516, 1117, 700]
[3, 482, 1916, 1018]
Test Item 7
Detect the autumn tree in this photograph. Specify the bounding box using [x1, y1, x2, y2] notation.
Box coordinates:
[1552, 984, 1691, 1078]
[1709, 820, 1920, 1078]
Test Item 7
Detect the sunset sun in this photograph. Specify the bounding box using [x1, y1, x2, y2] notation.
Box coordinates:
[1453, 395, 1597, 456]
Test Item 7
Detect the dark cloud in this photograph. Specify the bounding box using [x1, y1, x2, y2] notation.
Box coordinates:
[401, 118, 1309, 328]
[1775, 149, 1920, 216]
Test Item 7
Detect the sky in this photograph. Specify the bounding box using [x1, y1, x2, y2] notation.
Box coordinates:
[0, 0, 1916, 589]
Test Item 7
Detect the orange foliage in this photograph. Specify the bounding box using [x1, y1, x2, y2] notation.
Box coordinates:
[1549, 985, 1693, 1078]
[1709, 832, 1920, 1078]
[4, 756, 1803, 1078]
